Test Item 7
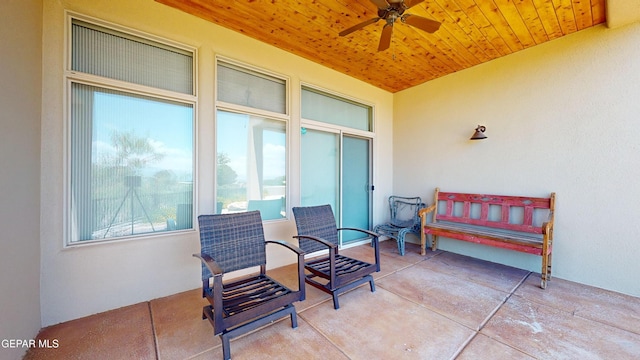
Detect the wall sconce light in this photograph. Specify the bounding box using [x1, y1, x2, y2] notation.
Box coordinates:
[470, 125, 487, 140]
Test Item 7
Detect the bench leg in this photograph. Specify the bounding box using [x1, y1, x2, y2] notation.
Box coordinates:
[421, 233, 437, 256]
[540, 251, 552, 289]
[547, 252, 552, 281]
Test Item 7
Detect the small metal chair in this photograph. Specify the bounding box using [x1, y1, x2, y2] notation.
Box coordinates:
[195, 211, 306, 360]
[374, 196, 425, 255]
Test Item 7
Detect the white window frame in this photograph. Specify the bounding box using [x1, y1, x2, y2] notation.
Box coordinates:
[300, 83, 375, 134]
[63, 12, 198, 246]
[214, 56, 290, 220]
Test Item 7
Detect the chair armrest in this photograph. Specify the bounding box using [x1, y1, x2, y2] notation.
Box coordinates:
[266, 240, 305, 256]
[193, 253, 225, 324]
[294, 234, 339, 288]
[337, 227, 379, 239]
[293, 235, 337, 249]
[193, 253, 223, 277]
[337, 227, 380, 271]
[266, 240, 306, 300]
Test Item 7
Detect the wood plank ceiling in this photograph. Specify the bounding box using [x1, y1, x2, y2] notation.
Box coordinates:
[155, 0, 607, 93]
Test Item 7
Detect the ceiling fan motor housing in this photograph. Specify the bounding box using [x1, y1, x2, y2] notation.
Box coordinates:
[341, 0, 441, 51]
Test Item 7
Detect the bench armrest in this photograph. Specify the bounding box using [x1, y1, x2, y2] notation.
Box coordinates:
[542, 211, 553, 236]
[542, 210, 554, 236]
[418, 204, 436, 256]
[418, 204, 436, 219]
[419, 204, 436, 227]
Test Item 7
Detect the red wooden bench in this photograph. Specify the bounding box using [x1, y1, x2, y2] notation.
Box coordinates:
[419, 188, 556, 289]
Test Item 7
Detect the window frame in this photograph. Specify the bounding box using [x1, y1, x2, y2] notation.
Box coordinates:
[300, 83, 375, 134]
[63, 12, 198, 246]
[299, 83, 376, 148]
[214, 56, 290, 221]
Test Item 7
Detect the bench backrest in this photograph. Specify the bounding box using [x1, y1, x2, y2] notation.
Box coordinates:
[433, 188, 555, 234]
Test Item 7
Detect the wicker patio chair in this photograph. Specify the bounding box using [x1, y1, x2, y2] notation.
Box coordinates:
[194, 211, 306, 360]
[374, 196, 426, 255]
[292, 204, 380, 310]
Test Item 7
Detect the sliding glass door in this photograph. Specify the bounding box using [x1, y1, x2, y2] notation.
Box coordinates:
[300, 128, 339, 212]
[300, 85, 374, 247]
[300, 127, 372, 246]
[341, 135, 371, 244]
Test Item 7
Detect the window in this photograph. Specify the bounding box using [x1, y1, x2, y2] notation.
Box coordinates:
[66, 17, 196, 244]
[216, 60, 288, 220]
[301, 86, 372, 131]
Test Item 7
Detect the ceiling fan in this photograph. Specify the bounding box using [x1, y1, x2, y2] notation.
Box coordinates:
[339, 0, 441, 51]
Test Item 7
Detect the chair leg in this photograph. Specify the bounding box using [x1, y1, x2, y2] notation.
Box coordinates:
[290, 310, 298, 328]
[214, 304, 298, 359]
[328, 275, 377, 310]
[221, 333, 231, 360]
[397, 229, 408, 256]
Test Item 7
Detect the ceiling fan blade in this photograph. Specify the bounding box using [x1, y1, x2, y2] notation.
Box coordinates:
[339, 17, 381, 37]
[403, 0, 425, 9]
[370, 0, 390, 10]
[378, 23, 393, 51]
[402, 14, 441, 33]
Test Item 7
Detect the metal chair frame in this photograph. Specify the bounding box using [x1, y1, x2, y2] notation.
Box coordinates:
[374, 196, 426, 255]
[195, 211, 306, 360]
[292, 205, 380, 310]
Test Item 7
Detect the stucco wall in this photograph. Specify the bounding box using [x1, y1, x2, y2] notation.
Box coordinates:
[394, 22, 640, 297]
[40, 0, 393, 326]
[0, 0, 43, 358]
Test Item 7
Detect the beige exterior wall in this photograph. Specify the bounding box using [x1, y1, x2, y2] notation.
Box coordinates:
[0, 0, 43, 358]
[394, 22, 640, 297]
[4, 0, 638, 341]
[40, 0, 393, 326]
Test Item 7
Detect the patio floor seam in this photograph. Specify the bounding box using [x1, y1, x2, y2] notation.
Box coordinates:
[148, 301, 160, 360]
[451, 271, 531, 359]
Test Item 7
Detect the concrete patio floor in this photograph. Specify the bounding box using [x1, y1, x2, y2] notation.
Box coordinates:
[24, 240, 640, 359]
